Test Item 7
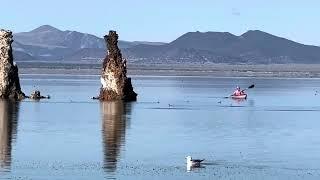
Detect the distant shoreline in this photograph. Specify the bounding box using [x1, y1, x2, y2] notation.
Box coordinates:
[17, 63, 320, 78]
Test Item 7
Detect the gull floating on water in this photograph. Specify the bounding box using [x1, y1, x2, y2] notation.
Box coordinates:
[186, 156, 204, 169]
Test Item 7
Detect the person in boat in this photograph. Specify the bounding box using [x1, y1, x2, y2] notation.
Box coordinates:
[233, 86, 245, 96]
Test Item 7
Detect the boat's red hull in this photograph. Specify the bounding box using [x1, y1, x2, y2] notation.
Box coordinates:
[231, 94, 247, 99]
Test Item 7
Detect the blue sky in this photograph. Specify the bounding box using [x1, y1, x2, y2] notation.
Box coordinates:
[2, 0, 320, 44]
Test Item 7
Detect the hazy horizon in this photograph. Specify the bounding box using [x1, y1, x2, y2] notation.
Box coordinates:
[1, 0, 320, 45]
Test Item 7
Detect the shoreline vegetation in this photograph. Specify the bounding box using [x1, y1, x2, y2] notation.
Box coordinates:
[17, 62, 320, 78]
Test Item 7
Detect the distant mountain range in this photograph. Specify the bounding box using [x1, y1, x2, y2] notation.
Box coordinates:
[12, 25, 320, 64]
[12, 25, 165, 62]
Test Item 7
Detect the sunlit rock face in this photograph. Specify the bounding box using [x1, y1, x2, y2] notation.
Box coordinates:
[99, 31, 137, 101]
[0, 30, 25, 100]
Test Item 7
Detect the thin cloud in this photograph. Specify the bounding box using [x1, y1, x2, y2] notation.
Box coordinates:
[232, 8, 241, 16]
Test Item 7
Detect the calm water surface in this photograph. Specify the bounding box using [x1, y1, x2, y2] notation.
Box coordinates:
[1, 75, 320, 179]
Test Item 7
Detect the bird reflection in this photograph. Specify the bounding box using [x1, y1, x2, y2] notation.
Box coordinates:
[0, 100, 19, 171]
[100, 101, 132, 173]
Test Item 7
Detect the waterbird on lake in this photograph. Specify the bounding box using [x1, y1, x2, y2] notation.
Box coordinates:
[186, 156, 204, 168]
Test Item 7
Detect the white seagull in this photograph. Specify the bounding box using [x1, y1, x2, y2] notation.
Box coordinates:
[186, 156, 204, 168]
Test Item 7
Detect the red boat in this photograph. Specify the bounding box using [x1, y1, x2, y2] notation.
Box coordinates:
[230, 94, 247, 99]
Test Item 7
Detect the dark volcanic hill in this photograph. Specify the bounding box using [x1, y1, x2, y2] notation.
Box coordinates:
[12, 25, 320, 64]
[126, 30, 320, 64]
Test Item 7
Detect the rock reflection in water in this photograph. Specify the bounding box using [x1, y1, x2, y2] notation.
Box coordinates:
[0, 100, 19, 170]
[100, 101, 132, 172]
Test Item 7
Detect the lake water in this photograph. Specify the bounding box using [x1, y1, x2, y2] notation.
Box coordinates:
[1, 75, 320, 179]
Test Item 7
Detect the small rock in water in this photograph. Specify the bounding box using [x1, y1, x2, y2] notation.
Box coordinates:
[29, 90, 50, 100]
[92, 96, 99, 100]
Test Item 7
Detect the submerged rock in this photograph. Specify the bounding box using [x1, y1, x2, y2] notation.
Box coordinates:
[0, 30, 25, 100]
[99, 31, 137, 101]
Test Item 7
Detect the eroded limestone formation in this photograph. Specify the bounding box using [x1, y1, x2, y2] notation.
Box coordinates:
[99, 31, 137, 101]
[0, 30, 25, 100]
